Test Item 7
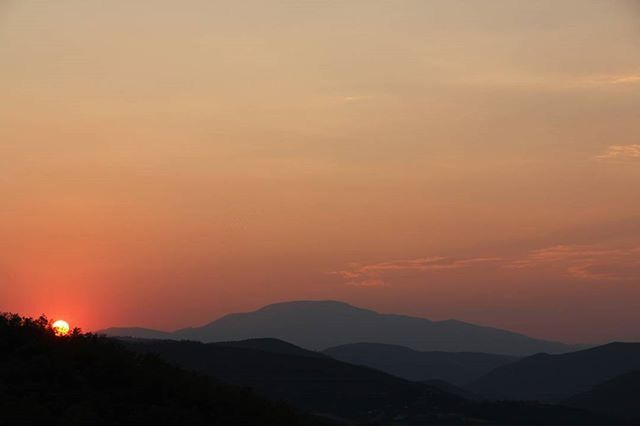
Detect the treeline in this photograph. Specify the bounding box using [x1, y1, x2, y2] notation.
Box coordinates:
[0, 313, 336, 426]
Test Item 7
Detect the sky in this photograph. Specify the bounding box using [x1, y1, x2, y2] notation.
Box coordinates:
[1, 0, 639, 343]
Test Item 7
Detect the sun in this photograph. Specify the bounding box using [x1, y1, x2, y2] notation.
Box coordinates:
[52, 320, 70, 336]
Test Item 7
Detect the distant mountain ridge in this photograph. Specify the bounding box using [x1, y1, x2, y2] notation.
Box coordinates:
[565, 370, 640, 419]
[469, 342, 640, 402]
[99, 327, 173, 340]
[323, 342, 517, 385]
[0, 313, 336, 426]
[121, 337, 465, 421]
[121, 337, 620, 425]
[216, 337, 327, 359]
[100, 300, 584, 356]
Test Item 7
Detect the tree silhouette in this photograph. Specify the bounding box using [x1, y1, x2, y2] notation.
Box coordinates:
[0, 312, 337, 425]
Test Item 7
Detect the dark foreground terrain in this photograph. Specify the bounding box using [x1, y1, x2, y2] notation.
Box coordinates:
[121, 337, 627, 425]
[0, 313, 632, 425]
[0, 314, 334, 426]
[469, 342, 640, 402]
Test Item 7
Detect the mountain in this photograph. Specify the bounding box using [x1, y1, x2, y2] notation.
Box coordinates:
[97, 326, 173, 340]
[2, 312, 621, 426]
[324, 342, 517, 385]
[216, 337, 327, 359]
[421, 380, 484, 401]
[100, 300, 582, 355]
[121, 337, 621, 425]
[564, 371, 640, 420]
[469, 342, 640, 402]
[121, 338, 464, 421]
[0, 313, 337, 426]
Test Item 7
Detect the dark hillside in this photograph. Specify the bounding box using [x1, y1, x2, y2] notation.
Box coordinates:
[565, 371, 640, 420]
[469, 342, 640, 402]
[324, 342, 516, 385]
[0, 313, 336, 426]
[216, 337, 327, 358]
[124, 338, 624, 425]
[123, 338, 464, 421]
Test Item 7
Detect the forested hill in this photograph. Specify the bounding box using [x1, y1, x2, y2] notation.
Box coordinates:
[0, 313, 336, 426]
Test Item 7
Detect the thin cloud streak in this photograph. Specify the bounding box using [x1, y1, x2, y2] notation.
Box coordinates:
[579, 73, 640, 86]
[609, 74, 640, 84]
[506, 245, 640, 281]
[336, 256, 502, 287]
[338, 244, 639, 287]
[596, 144, 640, 161]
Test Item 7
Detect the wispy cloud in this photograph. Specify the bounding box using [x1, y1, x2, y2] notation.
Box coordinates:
[461, 71, 640, 92]
[341, 95, 372, 103]
[567, 258, 640, 281]
[336, 256, 501, 287]
[506, 245, 640, 281]
[581, 73, 640, 86]
[506, 245, 615, 269]
[347, 278, 386, 288]
[607, 74, 640, 85]
[596, 144, 640, 161]
[337, 244, 640, 288]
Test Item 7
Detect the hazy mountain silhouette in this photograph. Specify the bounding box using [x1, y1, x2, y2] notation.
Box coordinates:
[421, 379, 485, 401]
[2, 312, 623, 426]
[99, 326, 173, 339]
[121, 337, 463, 421]
[469, 342, 640, 402]
[120, 337, 622, 425]
[0, 313, 337, 426]
[564, 371, 640, 420]
[100, 300, 582, 355]
[324, 342, 517, 385]
[217, 337, 327, 359]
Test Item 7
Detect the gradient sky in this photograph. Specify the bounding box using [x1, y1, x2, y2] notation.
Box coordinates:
[1, 0, 639, 343]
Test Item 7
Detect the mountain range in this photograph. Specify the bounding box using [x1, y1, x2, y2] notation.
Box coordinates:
[120, 337, 464, 421]
[468, 342, 640, 402]
[323, 342, 517, 385]
[0, 314, 335, 426]
[100, 300, 583, 355]
[9, 311, 637, 424]
[564, 370, 640, 420]
[119, 336, 618, 425]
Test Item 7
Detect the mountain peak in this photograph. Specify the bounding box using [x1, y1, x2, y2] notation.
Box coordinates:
[256, 300, 374, 314]
[103, 300, 581, 355]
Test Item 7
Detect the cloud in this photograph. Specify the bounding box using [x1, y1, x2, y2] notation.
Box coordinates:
[337, 243, 640, 288]
[506, 245, 615, 268]
[581, 73, 640, 86]
[341, 95, 372, 103]
[346, 279, 386, 288]
[596, 144, 640, 161]
[336, 256, 501, 287]
[608, 74, 640, 85]
[506, 245, 640, 281]
[568, 260, 640, 281]
[461, 71, 640, 93]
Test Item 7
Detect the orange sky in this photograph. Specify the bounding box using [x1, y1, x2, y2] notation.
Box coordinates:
[1, 0, 639, 343]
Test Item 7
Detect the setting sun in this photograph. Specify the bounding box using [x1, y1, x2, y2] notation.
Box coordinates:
[52, 320, 70, 336]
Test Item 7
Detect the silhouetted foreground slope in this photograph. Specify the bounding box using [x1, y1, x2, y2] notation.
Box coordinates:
[122, 338, 465, 421]
[122, 337, 622, 425]
[565, 371, 640, 420]
[421, 380, 485, 401]
[324, 342, 516, 385]
[101, 300, 581, 355]
[0, 314, 336, 426]
[469, 342, 640, 402]
[216, 337, 327, 359]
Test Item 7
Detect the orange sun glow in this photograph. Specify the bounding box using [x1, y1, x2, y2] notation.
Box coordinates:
[52, 320, 70, 336]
